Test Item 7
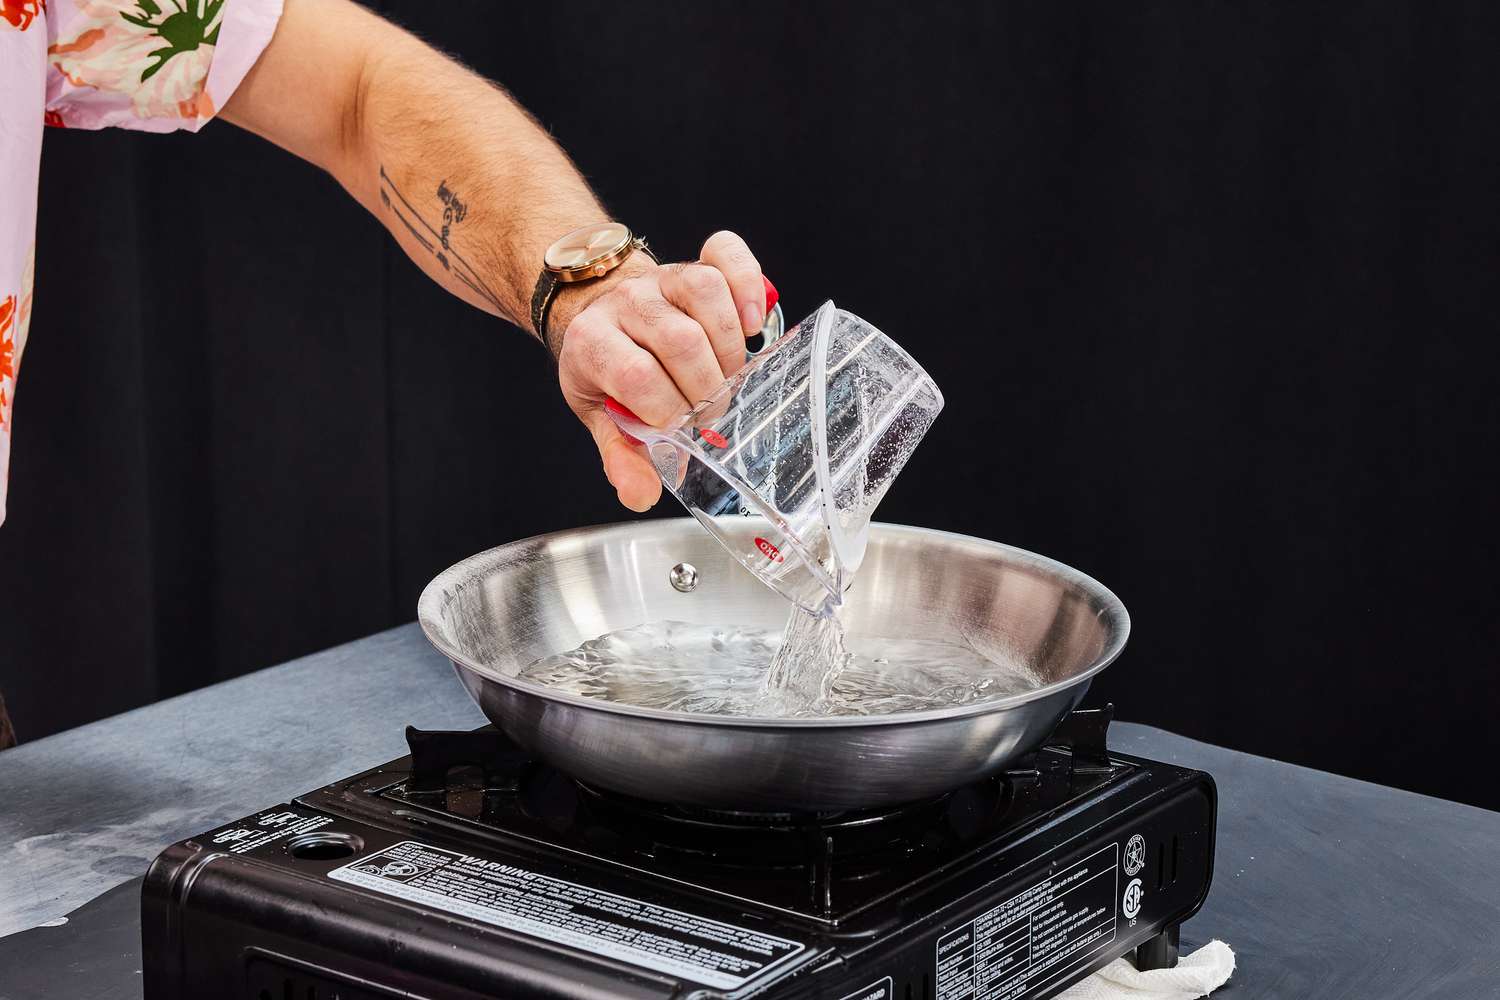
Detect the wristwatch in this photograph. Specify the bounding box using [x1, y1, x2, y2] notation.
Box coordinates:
[530, 222, 656, 348]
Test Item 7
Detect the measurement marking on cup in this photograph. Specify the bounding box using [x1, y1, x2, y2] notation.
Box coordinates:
[700, 428, 729, 448]
[755, 537, 785, 562]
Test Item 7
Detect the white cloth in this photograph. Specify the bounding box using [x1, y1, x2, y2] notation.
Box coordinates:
[1056, 941, 1236, 1000]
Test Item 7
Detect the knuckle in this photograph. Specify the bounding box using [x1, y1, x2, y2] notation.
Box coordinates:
[636, 297, 672, 329]
[619, 279, 669, 325]
[710, 320, 743, 347]
[561, 310, 594, 342]
[560, 317, 599, 355]
[682, 263, 725, 296]
[658, 321, 707, 361]
[564, 321, 611, 376]
[716, 340, 746, 366]
[617, 354, 661, 397]
[619, 276, 653, 306]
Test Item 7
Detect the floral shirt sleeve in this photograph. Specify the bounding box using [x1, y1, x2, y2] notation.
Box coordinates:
[46, 0, 282, 131]
[0, 0, 280, 527]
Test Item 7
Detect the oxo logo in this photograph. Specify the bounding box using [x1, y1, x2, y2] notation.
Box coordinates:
[755, 537, 784, 562]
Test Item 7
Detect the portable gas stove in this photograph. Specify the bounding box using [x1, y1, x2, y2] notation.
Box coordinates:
[142, 706, 1215, 1000]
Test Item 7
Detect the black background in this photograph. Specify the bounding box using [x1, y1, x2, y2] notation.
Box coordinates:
[3, 2, 1497, 810]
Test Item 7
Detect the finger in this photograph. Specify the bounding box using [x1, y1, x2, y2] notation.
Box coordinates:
[658, 262, 745, 380]
[585, 409, 663, 512]
[564, 312, 691, 426]
[616, 278, 726, 406]
[700, 230, 765, 336]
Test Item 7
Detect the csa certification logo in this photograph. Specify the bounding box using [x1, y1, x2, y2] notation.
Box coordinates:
[1123, 834, 1147, 876]
[1122, 878, 1144, 920]
[353, 856, 432, 882]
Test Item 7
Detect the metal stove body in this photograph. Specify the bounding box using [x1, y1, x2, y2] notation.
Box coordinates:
[142, 709, 1215, 1000]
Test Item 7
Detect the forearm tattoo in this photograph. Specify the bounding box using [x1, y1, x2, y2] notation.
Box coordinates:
[378, 165, 507, 319]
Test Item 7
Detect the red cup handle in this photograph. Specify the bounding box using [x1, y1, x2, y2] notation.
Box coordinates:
[603, 397, 643, 425]
[603, 397, 645, 445]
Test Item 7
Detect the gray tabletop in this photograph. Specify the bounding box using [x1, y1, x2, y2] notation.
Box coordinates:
[1, 623, 1497, 998]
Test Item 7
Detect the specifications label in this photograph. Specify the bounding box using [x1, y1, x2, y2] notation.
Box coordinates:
[203, 808, 333, 855]
[329, 841, 804, 990]
[936, 843, 1118, 1000]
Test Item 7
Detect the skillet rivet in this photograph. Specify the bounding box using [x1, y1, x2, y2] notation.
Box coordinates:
[669, 563, 699, 593]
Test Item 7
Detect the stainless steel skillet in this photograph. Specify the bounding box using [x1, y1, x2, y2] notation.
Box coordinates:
[418, 518, 1128, 812]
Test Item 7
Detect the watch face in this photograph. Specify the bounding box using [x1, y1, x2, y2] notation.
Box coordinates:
[545, 222, 632, 272]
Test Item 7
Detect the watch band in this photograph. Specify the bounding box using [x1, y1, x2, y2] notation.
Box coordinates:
[529, 270, 560, 346]
[531, 237, 656, 351]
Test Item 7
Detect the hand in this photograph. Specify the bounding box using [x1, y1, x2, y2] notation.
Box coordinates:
[551, 231, 766, 512]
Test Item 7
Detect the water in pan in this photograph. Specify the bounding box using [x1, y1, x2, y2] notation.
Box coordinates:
[514, 617, 1042, 718]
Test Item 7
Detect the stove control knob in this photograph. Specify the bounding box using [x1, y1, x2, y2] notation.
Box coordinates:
[669, 562, 700, 593]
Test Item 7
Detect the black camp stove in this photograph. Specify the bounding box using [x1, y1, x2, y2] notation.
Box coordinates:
[142, 707, 1215, 1000]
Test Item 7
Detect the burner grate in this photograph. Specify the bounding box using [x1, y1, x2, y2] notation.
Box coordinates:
[574, 779, 960, 834]
[569, 778, 1010, 877]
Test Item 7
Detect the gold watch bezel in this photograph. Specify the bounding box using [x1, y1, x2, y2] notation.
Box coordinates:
[544, 222, 636, 284]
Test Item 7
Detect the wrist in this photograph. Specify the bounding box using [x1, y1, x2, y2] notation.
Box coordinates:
[543, 252, 655, 357]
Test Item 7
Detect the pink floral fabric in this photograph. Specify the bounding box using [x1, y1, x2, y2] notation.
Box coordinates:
[0, 0, 281, 524]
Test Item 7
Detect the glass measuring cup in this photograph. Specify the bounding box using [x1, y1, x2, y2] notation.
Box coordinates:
[608, 300, 944, 615]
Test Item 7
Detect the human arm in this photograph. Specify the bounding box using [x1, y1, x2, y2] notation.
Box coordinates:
[220, 0, 767, 510]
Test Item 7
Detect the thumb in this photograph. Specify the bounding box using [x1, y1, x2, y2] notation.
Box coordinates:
[586, 409, 664, 513]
